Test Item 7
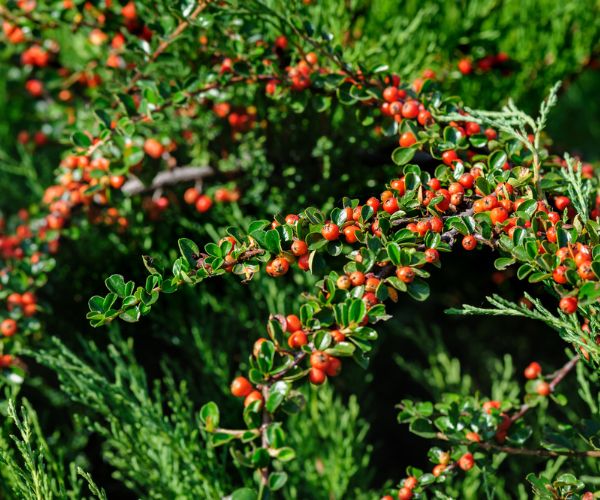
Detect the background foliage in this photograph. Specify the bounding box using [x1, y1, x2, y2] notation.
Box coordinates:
[0, 0, 599, 498]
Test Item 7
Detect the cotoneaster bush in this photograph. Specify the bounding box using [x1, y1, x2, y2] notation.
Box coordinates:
[0, 1, 599, 499]
[82, 74, 600, 498]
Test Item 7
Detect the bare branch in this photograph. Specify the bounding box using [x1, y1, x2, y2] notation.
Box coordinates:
[121, 166, 214, 195]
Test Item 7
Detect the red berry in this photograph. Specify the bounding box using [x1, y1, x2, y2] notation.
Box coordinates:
[288, 330, 308, 348]
[458, 58, 472, 75]
[331, 329, 346, 342]
[309, 367, 327, 385]
[383, 86, 399, 102]
[485, 128, 497, 140]
[7, 293, 22, 309]
[448, 182, 464, 195]
[559, 296, 577, 314]
[404, 477, 418, 489]
[465, 122, 480, 135]
[297, 254, 310, 271]
[441, 150, 458, 165]
[195, 194, 213, 213]
[554, 196, 571, 211]
[524, 362, 542, 379]
[425, 248, 439, 263]
[144, 138, 164, 159]
[536, 381, 551, 396]
[231, 376, 252, 397]
[430, 217, 443, 233]
[401, 101, 419, 119]
[396, 266, 415, 283]
[432, 464, 446, 477]
[399, 132, 417, 148]
[390, 179, 406, 194]
[291, 239, 308, 256]
[154, 196, 169, 210]
[285, 214, 300, 225]
[458, 452, 474, 471]
[275, 35, 288, 50]
[286, 314, 302, 332]
[397, 487, 413, 500]
[459, 173, 474, 189]
[578, 262, 595, 280]
[344, 225, 360, 244]
[482, 401, 501, 414]
[1, 319, 17, 337]
[465, 431, 481, 442]
[490, 207, 508, 225]
[267, 257, 289, 277]
[310, 351, 330, 370]
[253, 338, 267, 358]
[322, 223, 340, 241]
[428, 178, 441, 191]
[462, 235, 477, 250]
[244, 390, 263, 408]
[383, 197, 399, 214]
[366, 197, 380, 212]
[552, 266, 568, 285]
[349, 271, 365, 286]
[416, 219, 431, 236]
[434, 189, 451, 212]
[548, 212, 560, 224]
[417, 110, 433, 126]
[325, 357, 342, 377]
[21, 292, 35, 306]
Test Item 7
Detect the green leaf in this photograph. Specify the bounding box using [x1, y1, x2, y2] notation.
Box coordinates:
[88, 296, 104, 312]
[404, 172, 421, 190]
[212, 432, 236, 447]
[517, 263, 533, 279]
[268, 472, 288, 491]
[102, 293, 117, 311]
[488, 150, 507, 170]
[325, 341, 355, 357]
[494, 257, 515, 270]
[348, 299, 366, 324]
[407, 279, 430, 301]
[265, 229, 282, 253]
[313, 330, 332, 350]
[273, 447, 296, 462]
[257, 340, 275, 374]
[391, 146, 416, 166]
[105, 274, 126, 297]
[71, 131, 92, 148]
[516, 199, 538, 219]
[578, 282, 600, 305]
[94, 109, 112, 128]
[204, 242, 221, 257]
[230, 488, 257, 500]
[337, 82, 357, 105]
[251, 448, 270, 468]
[266, 381, 290, 413]
[178, 238, 199, 267]
[409, 418, 436, 438]
[119, 306, 141, 323]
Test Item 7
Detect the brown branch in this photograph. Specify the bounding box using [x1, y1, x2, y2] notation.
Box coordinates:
[270, 352, 307, 381]
[435, 432, 600, 458]
[510, 355, 578, 424]
[121, 166, 214, 195]
[259, 386, 272, 488]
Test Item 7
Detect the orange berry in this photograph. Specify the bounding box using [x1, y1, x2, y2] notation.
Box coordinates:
[230, 376, 252, 397]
